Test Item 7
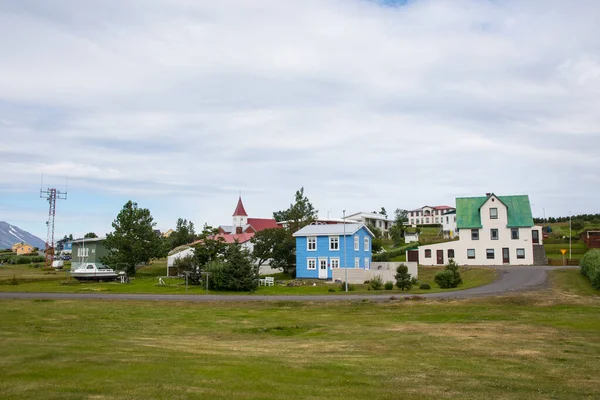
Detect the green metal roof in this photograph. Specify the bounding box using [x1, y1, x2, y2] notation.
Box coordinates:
[456, 194, 533, 229]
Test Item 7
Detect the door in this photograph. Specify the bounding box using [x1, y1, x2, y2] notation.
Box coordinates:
[318, 259, 328, 279]
[436, 250, 444, 265]
[532, 230, 539, 244]
[502, 248, 510, 264]
[407, 250, 419, 263]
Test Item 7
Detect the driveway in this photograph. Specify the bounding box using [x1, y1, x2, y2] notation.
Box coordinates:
[0, 266, 578, 302]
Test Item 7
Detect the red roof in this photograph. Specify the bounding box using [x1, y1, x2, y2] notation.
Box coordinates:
[434, 205, 454, 210]
[247, 218, 278, 232]
[232, 196, 248, 216]
[216, 233, 254, 244]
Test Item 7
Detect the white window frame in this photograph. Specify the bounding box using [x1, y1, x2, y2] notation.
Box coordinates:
[330, 258, 340, 269]
[307, 237, 317, 251]
[307, 258, 316, 270]
[354, 235, 359, 251]
[467, 249, 475, 259]
[490, 207, 498, 219]
[354, 257, 360, 268]
[486, 249, 495, 259]
[364, 237, 369, 251]
[364, 258, 370, 270]
[491, 229, 499, 240]
[516, 248, 525, 259]
[329, 236, 339, 251]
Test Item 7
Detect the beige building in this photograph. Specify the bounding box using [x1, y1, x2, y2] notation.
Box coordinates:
[12, 242, 35, 255]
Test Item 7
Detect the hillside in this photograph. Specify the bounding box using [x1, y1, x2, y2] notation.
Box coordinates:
[0, 222, 46, 250]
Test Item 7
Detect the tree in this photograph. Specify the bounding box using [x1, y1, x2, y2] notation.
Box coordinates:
[395, 264, 413, 291]
[273, 187, 318, 233]
[84, 232, 98, 239]
[192, 225, 228, 269]
[434, 259, 462, 288]
[169, 218, 197, 249]
[389, 208, 409, 247]
[379, 207, 388, 218]
[101, 201, 163, 276]
[251, 228, 296, 274]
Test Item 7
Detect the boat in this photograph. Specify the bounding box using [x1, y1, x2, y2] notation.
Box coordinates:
[70, 263, 119, 281]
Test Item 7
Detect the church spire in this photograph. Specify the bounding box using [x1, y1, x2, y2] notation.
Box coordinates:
[232, 196, 248, 217]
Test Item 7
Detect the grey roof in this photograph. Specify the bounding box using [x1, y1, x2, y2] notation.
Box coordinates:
[71, 237, 106, 244]
[345, 212, 392, 222]
[293, 223, 374, 237]
[219, 225, 234, 233]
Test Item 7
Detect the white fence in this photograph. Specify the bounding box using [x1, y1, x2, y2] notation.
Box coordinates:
[331, 262, 418, 284]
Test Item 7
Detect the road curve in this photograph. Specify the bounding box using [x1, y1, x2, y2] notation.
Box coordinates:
[0, 266, 577, 302]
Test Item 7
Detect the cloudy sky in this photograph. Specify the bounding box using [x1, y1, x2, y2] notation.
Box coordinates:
[1, 0, 599, 240]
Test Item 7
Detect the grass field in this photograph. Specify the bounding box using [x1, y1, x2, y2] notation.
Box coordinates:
[544, 241, 588, 261]
[0, 269, 598, 399]
[0, 261, 497, 296]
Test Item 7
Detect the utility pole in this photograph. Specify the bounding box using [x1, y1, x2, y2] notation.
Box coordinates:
[40, 177, 67, 269]
[569, 211, 572, 260]
[343, 210, 347, 292]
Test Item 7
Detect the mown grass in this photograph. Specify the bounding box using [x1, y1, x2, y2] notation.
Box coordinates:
[0, 263, 497, 296]
[0, 274, 598, 400]
[544, 241, 588, 261]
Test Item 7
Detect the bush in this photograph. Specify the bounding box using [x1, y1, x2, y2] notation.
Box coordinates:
[419, 283, 431, 290]
[370, 275, 384, 290]
[384, 281, 394, 290]
[580, 249, 600, 290]
[339, 282, 355, 291]
[434, 270, 456, 289]
[328, 287, 336, 293]
[395, 264, 413, 291]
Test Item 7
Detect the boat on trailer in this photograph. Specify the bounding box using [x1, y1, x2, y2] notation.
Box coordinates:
[70, 263, 119, 281]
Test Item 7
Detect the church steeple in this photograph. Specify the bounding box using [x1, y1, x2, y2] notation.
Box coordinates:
[232, 196, 248, 217]
[232, 196, 248, 230]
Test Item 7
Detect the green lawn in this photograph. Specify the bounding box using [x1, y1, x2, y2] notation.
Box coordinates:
[0, 272, 598, 399]
[544, 241, 588, 260]
[0, 263, 497, 296]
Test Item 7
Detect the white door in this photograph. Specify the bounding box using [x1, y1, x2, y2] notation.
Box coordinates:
[318, 259, 328, 279]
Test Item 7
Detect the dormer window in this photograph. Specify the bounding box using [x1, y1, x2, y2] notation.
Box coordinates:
[490, 208, 498, 219]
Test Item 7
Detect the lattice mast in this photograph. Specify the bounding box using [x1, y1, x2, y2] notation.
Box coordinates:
[40, 181, 67, 268]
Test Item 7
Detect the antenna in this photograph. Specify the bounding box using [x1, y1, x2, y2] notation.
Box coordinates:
[39, 176, 68, 269]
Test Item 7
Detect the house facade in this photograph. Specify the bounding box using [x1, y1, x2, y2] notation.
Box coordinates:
[294, 223, 374, 280]
[345, 212, 393, 238]
[441, 210, 458, 238]
[417, 194, 546, 266]
[409, 205, 455, 225]
[12, 242, 34, 255]
[71, 238, 110, 270]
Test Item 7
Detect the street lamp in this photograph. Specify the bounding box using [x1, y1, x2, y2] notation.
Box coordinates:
[343, 209, 347, 292]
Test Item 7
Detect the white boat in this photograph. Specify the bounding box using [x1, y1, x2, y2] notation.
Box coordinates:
[70, 263, 119, 281]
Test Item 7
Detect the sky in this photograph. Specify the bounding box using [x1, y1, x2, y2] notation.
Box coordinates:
[1, 0, 599, 240]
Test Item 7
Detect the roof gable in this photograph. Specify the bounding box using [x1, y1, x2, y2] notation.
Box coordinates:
[247, 218, 278, 232]
[456, 194, 533, 229]
[293, 223, 374, 238]
[232, 196, 248, 216]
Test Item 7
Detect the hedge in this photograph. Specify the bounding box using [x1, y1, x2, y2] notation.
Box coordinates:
[0, 255, 46, 264]
[580, 249, 600, 290]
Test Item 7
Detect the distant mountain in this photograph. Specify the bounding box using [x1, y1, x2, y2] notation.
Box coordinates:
[0, 221, 46, 250]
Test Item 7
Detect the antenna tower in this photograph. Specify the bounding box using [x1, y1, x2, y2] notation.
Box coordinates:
[40, 178, 67, 268]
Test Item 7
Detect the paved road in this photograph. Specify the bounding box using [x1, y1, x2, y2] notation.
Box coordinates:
[0, 266, 577, 302]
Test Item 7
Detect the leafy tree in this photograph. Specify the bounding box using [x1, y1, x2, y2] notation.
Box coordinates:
[84, 232, 98, 238]
[379, 207, 388, 218]
[571, 220, 584, 232]
[192, 225, 228, 268]
[434, 259, 462, 288]
[68, 234, 73, 241]
[169, 218, 197, 249]
[389, 208, 408, 247]
[251, 228, 296, 274]
[273, 187, 318, 233]
[395, 264, 413, 291]
[101, 201, 163, 276]
[372, 237, 383, 253]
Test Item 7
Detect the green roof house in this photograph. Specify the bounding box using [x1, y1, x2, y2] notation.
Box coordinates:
[417, 194, 546, 266]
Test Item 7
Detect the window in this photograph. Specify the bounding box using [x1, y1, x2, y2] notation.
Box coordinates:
[446, 216, 449, 223]
[467, 249, 475, 259]
[307, 258, 316, 270]
[425, 249, 432, 258]
[364, 237, 369, 251]
[490, 207, 498, 219]
[354, 236, 359, 251]
[307, 237, 316, 251]
[516, 248, 525, 259]
[425, 217, 430, 223]
[364, 258, 370, 270]
[491, 229, 499, 240]
[329, 236, 339, 251]
[354, 258, 360, 268]
[410, 219, 414, 224]
[416, 219, 420, 224]
[435, 217, 439, 223]
[330, 258, 340, 269]
[486, 249, 495, 259]
[511, 228, 519, 240]
[448, 249, 455, 258]
[471, 229, 479, 240]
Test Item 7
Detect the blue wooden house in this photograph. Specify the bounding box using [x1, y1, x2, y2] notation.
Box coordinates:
[293, 223, 374, 279]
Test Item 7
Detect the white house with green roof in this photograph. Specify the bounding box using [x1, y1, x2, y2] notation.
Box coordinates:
[416, 194, 546, 266]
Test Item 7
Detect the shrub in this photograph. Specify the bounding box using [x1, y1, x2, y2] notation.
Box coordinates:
[370, 275, 384, 290]
[328, 287, 336, 293]
[395, 264, 413, 291]
[434, 270, 456, 289]
[384, 281, 394, 290]
[339, 282, 355, 291]
[420, 283, 431, 290]
[580, 249, 600, 290]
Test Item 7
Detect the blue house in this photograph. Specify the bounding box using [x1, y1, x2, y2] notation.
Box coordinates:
[293, 223, 374, 280]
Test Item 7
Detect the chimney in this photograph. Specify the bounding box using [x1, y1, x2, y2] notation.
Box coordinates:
[236, 226, 243, 234]
[485, 193, 491, 196]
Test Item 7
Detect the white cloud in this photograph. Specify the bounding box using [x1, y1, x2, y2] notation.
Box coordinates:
[0, 0, 599, 238]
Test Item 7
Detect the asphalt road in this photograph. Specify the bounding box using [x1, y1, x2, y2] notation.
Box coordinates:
[0, 266, 577, 302]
